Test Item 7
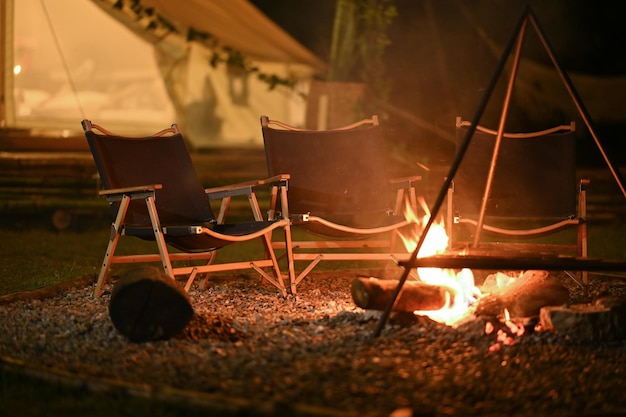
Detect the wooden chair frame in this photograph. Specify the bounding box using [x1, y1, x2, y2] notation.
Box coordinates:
[83, 120, 290, 297]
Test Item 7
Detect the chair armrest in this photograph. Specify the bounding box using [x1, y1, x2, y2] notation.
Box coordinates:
[579, 178, 590, 190]
[389, 175, 422, 189]
[255, 174, 290, 185]
[204, 175, 290, 223]
[205, 174, 290, 199]
[98, 184, 163, 197]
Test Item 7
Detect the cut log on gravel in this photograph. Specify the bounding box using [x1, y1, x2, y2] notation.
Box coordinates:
[351, 277, 453, 312]
[109, 267, 194, 343]
[475, 270, 570, 318]
[540, 297, 626, 342]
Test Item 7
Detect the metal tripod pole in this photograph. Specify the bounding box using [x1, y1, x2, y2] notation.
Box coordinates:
[372, 5, 531, 338]
[473, 17, 528, 247]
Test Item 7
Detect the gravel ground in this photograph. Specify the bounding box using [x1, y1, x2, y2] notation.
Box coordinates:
[1, 269, 626, 417]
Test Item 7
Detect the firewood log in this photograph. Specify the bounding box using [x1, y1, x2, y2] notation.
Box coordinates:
[475, 270, 569, 318]
[109, 267, 194, 342]
[351, 277, 453, 312]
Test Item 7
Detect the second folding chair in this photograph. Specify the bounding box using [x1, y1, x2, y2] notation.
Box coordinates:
[260, 115, 422, 294]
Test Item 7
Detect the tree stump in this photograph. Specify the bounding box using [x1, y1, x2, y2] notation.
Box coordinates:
[540, 297, 626, 342]
[351, 277, 452, 312]
[109, 267, 194, 342]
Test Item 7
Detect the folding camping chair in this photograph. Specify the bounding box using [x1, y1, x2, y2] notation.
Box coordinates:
[82, 120, 290, 297]
[261, 115, 422, 294]
[447, 116, 589, 288]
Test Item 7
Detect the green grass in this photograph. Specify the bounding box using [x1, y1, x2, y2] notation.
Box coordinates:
[0, 227, 105, 294]
[0, 212, 274, 295]
[2, 214, 626, 295]
[0, 215, 389, 296]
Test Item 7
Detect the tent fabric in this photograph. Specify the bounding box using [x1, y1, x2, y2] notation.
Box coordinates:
[139, 0, 325, 70]
[3, 0, 325, 148]
[92, 0, 320, 147]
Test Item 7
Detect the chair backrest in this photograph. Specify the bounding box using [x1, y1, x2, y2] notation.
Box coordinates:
[454, 118, 577, 219]
[261, 116, 395, 227]
[82, 121, 215, 226]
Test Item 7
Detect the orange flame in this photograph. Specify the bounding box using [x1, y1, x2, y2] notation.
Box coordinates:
[400, 199, 481, 326]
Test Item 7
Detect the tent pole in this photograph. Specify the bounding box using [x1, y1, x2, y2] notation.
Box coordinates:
[528, 9, 626, 199]
[371, 4, 531, 339]
[0, 0, 4, 126]
[0, 0, 14, 127]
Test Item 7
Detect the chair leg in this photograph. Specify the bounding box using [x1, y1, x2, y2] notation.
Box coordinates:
[578, 184, 589, 296]
[199, 252, 218, 289]
[283, 223, 297, 295]
[262, 231, 287, 296]
[184, 268, 199, 292]
[94, 194, 131, 297]
[144, 195, 174, 279]
[276, 185, 297, 294]
[93, 223, 122, 297]
[446, 184, 454, 246]
[580, 221, 589, 297]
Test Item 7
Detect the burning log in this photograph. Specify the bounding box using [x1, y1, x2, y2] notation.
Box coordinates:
[475, 270, 569, 318]
[351, 277, 453, 313]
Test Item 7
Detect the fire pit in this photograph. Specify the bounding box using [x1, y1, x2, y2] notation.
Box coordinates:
[353, 202, 626, 345]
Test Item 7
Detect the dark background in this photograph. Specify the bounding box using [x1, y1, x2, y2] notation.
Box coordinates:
[250, 0, 626, 167]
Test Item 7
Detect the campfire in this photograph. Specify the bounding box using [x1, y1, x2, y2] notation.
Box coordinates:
[352, 198, 507, 327]
[397, 197, 480, 326]
[351, 198, 626, 344]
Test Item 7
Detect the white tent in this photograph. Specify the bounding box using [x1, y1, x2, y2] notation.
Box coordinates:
[1, 0, 325, 148]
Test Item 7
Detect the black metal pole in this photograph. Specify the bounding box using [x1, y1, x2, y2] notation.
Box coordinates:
[371, 5, 531, 338]
[473, 17, 528, 247]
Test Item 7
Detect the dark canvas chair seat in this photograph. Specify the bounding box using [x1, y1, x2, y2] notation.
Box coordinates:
[261, 115, 421, 294]
[448, 117, 589, 288]
[83, 120, 289, 296]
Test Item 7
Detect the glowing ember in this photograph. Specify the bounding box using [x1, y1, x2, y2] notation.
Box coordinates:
[503, 308, 525, 337]
[485, 321, 495, 335]
[400, 199, 481, 327]
[485, 308, 526, 350]
[496, 329, 515, 346]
